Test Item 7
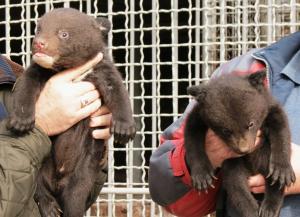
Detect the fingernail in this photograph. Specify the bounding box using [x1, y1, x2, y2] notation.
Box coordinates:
[97, 52, 103, 61]
[95, 99, 102, 109]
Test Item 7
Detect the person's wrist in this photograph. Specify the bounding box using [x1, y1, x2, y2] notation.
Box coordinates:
[35, 117, 49, 135]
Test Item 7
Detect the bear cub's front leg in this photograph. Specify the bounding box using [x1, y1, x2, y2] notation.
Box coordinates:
[263, 104, 295, 189]
[7, 65, 44, 134]
[184, 106, 216, 191]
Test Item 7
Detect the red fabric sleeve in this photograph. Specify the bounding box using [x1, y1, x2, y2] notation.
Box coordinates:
[165, 140, 221, 217]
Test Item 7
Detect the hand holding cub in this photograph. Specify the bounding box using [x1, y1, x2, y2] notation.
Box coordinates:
[35, 52, 111, 139]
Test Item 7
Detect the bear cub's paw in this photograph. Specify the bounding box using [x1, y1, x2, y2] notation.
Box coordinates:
[191, 163, 216, 191]
[268, 154, 296, 188]
[259, 199, 280, 217]
[35, 193, 62, 217]
[6, 111, 35, 135]
[111, 119, 136, 144]
[38, 200, 62, 217]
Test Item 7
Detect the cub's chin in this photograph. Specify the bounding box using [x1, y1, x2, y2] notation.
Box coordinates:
[32, 52, 58, 69]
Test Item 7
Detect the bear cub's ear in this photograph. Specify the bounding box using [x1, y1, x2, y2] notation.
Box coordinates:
[95, 17, 111, 36]
[247, 70, 266, 91]
[187, 85, 207, 102]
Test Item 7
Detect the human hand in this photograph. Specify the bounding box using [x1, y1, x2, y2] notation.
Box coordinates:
[205, 129, 262, 169]
[248, 174, 266, 194]
[35, 53, 103, 136]
[248, 143, 300, 195]
[90, 105, 112, 140]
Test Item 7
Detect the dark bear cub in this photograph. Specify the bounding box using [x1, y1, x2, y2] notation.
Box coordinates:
[185, 71, 295, 217]
[6, 8, 135, 217]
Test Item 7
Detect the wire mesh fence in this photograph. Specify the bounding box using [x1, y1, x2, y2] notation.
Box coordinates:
[1, 0, 300, 216]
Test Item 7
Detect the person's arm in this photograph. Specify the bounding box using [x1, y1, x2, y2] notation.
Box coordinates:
[286, 143, 300, 194]
[0, 118, 52, 216]
[248, 143, 300, 195]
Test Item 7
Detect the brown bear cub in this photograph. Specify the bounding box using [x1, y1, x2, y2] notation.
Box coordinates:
[185, 71, 295, 217]
[6, 8, 136, 217]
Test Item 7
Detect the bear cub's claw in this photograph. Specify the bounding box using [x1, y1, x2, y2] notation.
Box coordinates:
[191, 165, 217, 192]
[35, 195, 62, 217]
[111, 119, 136, 144]
[6, 114, 35, 135]
[267, 156, 296, 188]
[259, 199, 280, 217]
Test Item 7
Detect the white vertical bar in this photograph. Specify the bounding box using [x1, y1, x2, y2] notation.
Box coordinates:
[138, 1, 147, 216]
[93, 0, 99, 17]
[107, 1, 114, 216]
[271, 0, 276, 41]
[122, 0, 131, 212]
[25, 0, 31, 66]
[195, 1, 201, 85]
[127, 0, 135, 216]
[171, 0, 178, 121]
[235, 0, 239, 55]
[79, 0, 83, 11]
[45, 1, 51, 12]
[220, 0, 226, 62]
[5, 0, 11, 56]
[156, 0, 161, 137]
[20, 0, 26, 66]
[254, 0, 260, 48]
[63, 1, 70, 8]
[267, 0, 273, 43]
[151, 0, 157, 151]
[202, 0, 209, 78]
[33, 1, 39, 32]
[236, 0, 242, 55]
[242, 0, 248, 53]
[124, 0, 130, 212]
[86, 0, 91, 15]
[150, 1, 158, 216]
[187, 0, 192, 90]
[290, 0, 296, 33]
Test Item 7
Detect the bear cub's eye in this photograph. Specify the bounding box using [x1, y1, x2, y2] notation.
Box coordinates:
[58, 30, 69, 39]
[222, 128, 232, 136]
[35, 25, 41, 35]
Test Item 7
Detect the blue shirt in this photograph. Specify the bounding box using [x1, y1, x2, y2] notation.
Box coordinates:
[254, 31, 300, 145]
[249, 32, 300, 217]
[0, 55, 16, 120]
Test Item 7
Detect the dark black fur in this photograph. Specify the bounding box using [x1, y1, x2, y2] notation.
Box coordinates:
[6, 8, 135, 217]
[185, 71, 295, 217]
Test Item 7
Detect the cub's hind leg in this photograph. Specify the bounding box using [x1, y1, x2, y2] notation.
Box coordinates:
[60, 139, 105, 217]
[60, 160, 100, 217]
[34, 156, 62, 217]
[259, 180, 284, 217]
[222, 158, 259, 217]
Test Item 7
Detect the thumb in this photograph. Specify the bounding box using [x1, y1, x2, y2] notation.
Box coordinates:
[247, 174, 265, 187]
[58, 52, 103, 81]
